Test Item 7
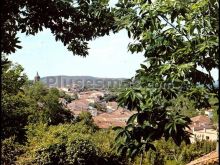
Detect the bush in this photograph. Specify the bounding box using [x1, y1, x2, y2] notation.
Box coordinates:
[66, 139, 99, 165]
[33, 143, 67, 165]
[94, 102, 107, 112]
[75, 111, 98, 131]
[131, 138, 216, 165]
[17, 123, 127, 165]
[2, 137, 25, 164]
[31, 139, 99, 165]
[26, 83, 75, 125]
[179, 139, 216, 164]
[59, 90, 77, 103]
[103, 94, 118, 102]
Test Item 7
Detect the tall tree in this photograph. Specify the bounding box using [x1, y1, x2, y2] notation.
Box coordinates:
[1, 0, 116, 56]
[25, 83, 75, 125]
[1, 56, 75, 142]
[0, 0, 116, 144]
[1, 55, 29, 142]
[113, 0, 219, 162]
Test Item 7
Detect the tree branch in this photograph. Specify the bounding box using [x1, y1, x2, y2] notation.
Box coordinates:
[159, 15, 191, 42]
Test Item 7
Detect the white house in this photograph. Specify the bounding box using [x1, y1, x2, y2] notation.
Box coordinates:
[188, 115, 217, 143]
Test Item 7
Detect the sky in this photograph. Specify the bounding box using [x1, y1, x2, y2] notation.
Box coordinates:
[8, 29, 145, 79]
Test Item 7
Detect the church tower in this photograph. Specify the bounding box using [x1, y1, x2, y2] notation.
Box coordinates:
[34, 72, 40, 82]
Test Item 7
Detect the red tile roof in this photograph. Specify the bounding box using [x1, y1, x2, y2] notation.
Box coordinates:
[93, 108, 134, 128]
[67, 90, 135, 128]
[191, 115, 211, 124]
[67, 99, 89, 111]
[189, 115, 213, 129]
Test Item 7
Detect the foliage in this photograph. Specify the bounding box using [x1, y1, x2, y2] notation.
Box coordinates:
[101, 93, 118, 102]
[212, 108, 218, 126]
[91, 129, 127, 164]
[66, 139, 99, 165]
[59, 90, 77, 102]
[1, 55, 29, 142]
[33, 142, 67, 165]
[25, 82, 75, 125]
[1, 137, 25, 165]
[170, 95, 198, 118]
[3, 95, 216, 165]
[113, 0, 219, 161]
[89, 101, 107, 112]
[25, 81, 49, 102]
[32, 139, 98, 165]
[2, 0, 219, 164]
[1, 57, 75, 144]
[75, 111, 99, 131]
[1, 0, 116, 56]
[17, 122, 127, 165]
[17, 123, 92, 164]
[115, 87, 192, 159]
[209, 96, 219, 124]
[131, 138, 216, 165]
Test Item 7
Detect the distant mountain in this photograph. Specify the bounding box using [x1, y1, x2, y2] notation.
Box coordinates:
[40, 75, 128, 88]
[39, 75, 219, 89]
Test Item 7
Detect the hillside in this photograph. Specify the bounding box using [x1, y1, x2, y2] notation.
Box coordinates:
[40, 75, 128, 88]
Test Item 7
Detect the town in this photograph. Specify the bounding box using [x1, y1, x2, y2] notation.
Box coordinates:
[38, 73, 218, 144]
[3, 0, 219, 164]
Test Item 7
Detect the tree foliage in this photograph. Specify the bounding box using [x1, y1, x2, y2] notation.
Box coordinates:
[141, 138, 216, 165]
[25, 82, 75, 125]
[75, 111, 99, 130]
[1, 0, 219, 164]
[2, 137, 25, 164]
[1, 57, 75, 143]
[1, 55, 29, 142]
[113, 0, 219, 161]
[16, 122, 127, 165]
[1, 0, 116, 56]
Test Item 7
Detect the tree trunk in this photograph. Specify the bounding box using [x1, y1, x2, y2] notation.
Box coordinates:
[217, 108, 219, 154]
[140, 152, 144, 165]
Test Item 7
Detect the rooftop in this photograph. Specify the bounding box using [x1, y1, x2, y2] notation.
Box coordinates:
[191, 115, 211, 124]
[93, 108, 134, 128]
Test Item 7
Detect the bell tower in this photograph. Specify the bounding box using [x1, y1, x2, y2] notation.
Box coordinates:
[34, 72, 40, 82]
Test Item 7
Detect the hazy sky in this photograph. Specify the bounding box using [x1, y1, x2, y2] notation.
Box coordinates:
[8, 29, 145, 79]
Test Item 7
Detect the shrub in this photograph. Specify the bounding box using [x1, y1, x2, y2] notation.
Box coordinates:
[66, 139, 99, 165]
[131, 138, 216, 165]
[33, 143, 67, 165]
[2, 137, 25, 164]
[17, 123, 127, 165]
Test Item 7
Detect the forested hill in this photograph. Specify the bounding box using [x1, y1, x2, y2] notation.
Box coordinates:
[39, 76, 219, 89]
[40, 75, 127, 88]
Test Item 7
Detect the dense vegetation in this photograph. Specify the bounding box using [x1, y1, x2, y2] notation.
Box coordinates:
[1, 0, 116, 56]
[1, 58, 217, 164]
[2, 59, 75, 143]
[1, 0, 218, 164]
[114, 1, 219, 163]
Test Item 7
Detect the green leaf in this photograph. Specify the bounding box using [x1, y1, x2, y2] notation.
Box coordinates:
[127, 113, 138, 124]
